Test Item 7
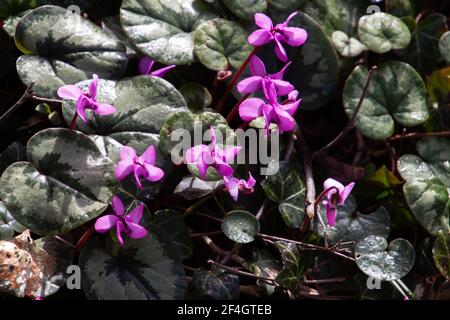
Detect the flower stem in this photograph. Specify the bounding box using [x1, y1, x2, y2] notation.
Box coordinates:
[312, 65, 378, 158]
[68, 112, 78, 130]
[226, 93, 250, 123]
[216, 47, 259, 113]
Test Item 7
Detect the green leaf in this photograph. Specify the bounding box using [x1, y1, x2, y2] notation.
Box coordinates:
[274, 241, 303, 291]
[433, 230, 450, 280]
[261, 160, 306, 228]
[269, 0, 302, 13]
[314, 196, 391, 245]
[247, 248, 282, 296]
[0, 201, 25, 240]
[152, 209, 193, 259]
[14, 5, 127, 98]
[343, 61, 429, 140]
[174, 176, 223, 200]
[397, 138, 450, 235]
[355, 235, 415, 281]
[222, 210, 260, 244]
[0, 128, 116, 235]
[179, 83, 212, 112]
[223, 0, 266, 20]
[399, 13, 446, 75]
[194, 18, 252, 71]
[192, 268, 239, 300]
[332, 31, 367, 57]
[358, 12, 411, 54]
[301, 0, 368, 37]
[120, 0, 217, 65]
[79, 228, 187, 300]
[0, 0, 37, 19]
[387, 0, 415, 18]
[0, 233, 73, 298]
[426, 67, 450, 104]
[439, 31, 450, 65]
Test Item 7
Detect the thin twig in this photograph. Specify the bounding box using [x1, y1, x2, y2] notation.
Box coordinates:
[200, 234, 245, 265]
[0, 83, 34, 122]
[208, 260, 276, 284]
[387, 131, 450, 142]
[312, 66, 378, 158]
[189, 230, 223, 238]
[31, 95, 63, 104]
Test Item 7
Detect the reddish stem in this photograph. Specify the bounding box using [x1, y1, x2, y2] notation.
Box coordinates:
[69, 112, 78, 130]
[226, 93, 250, 123]
[215, 47, 259, 113]
[75, 226, 95, 252]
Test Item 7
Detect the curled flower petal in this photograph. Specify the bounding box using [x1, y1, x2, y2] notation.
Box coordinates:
[93, 103, 116, 116]
[271, 79, 294, 96]
[116, 221, 126, 247]
[326, 206, 337, 227]
[112, 196, 125, 217]
[139, 56, 155, 75]
[76, 95, 89, 123]
[57, 85, 82, 101]
[144, 163, 164, 182]
[323, 178, 344, 198]
[126, 205, 144, 224]
[282, 27, 308, 46]
[140, 145, 157, 165]
[248, 29, 273, 46]
[89, 74, 99, 99]
[340, 182, 355, 205]
[269, 61, 292, 80]
[214, 161, 234, 177]
[95, 215, 119, 233]
[280, 98, 301, 116]
[115, 160, 134, 180]
[280, 11, 298, 28]
[237, 76, 262, 94]
[224, 176, 240, 202]
[239, 98, 265, 121]
[249, 55, 267, 77]
[254, 13, 273, 30]
[127, 222, 148, 239]
[274, 107, 295, 132]
[120, 146, 137, 161]
[150, 65, 176, 77]
[274, 37, 288, 62]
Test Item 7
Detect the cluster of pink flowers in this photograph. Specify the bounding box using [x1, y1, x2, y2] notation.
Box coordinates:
[56, 11, 354, 244]
[238, 12, 307, 132]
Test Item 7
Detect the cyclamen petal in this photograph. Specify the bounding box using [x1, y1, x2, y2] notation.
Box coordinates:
[249, 55, 267, 77]
[224, 176, 240, 202]
[274, 107, 295, 132]
[274, 37, 288, 62]
[127, 222, 148, 239]
[143, 164, 164, 182]
[75, 95, 89, 123]
[126, 205, 144, 224]
[89, 74, 99, 98]
[116, 221, 126, 247]
[150, 65, 176, 77]
[239, 98, 265, 121]
[94, 103, 116, 116]
[282, 27, 308, 46]
[115, 160, 134, 180]
[254, 13, 273, 30]
[237, 76, 262, 94]
[139, 56, 155, 75]
[120, 146, 137, 160]
[271, 79, 295, 96]
[340, 182, 355, 205]
[111, 196, 125, 217]
[95, 215, 119, 233]
[140, 145, 157, 165]
[326, 206, 337, 227]
[57, 85, 82, 101]
[248, 29, 273, 46]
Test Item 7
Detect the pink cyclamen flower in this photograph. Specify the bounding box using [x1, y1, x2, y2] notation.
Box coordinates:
[239, 84, 301, 132]
[115, 145, 164, 190]
[223, 173, 256, 202]
[139, 56, 176, 77]
[185, 128, 241, 179]
[248, 12, 308, 62]
[322, 178, 355, 226]
[95, 196, 148, 247]
[237, 55, 294, 99]
[57, 74, 116, 123]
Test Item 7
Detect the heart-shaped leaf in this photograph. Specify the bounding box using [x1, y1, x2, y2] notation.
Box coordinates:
[397, 138, 450, 236]
[222, 0, 301, 21]
[0, 128, 116, 235]
[433, 230, 450, 280]
[79, 227, 187, 300]
[222, 210, 260, 243]
[301, 0, 368, 37]
[0, 201, 25, 240]
[152, 209, 193, 259]
[247, 249, 281, 296]
[261, 160, 306, 228]
[332, 31, 367, 57]
[314, 196, 391, 245]
[120, 0, 217, 65]
[191, 268, 240, 300]
[343, 61, 429, 140]
[174, 176, 223, 200]
[194, 18, 252, 71]
[399, 13, 446, 75]
[274, 241, 303, 291]
[14, 5, 128, 98]
[0, 231, 73, 298]
[179, 83, 212, 112]
[440, 31, 450, 65]
[358, 12, 411, 53]
[355, 235, 415, 281]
